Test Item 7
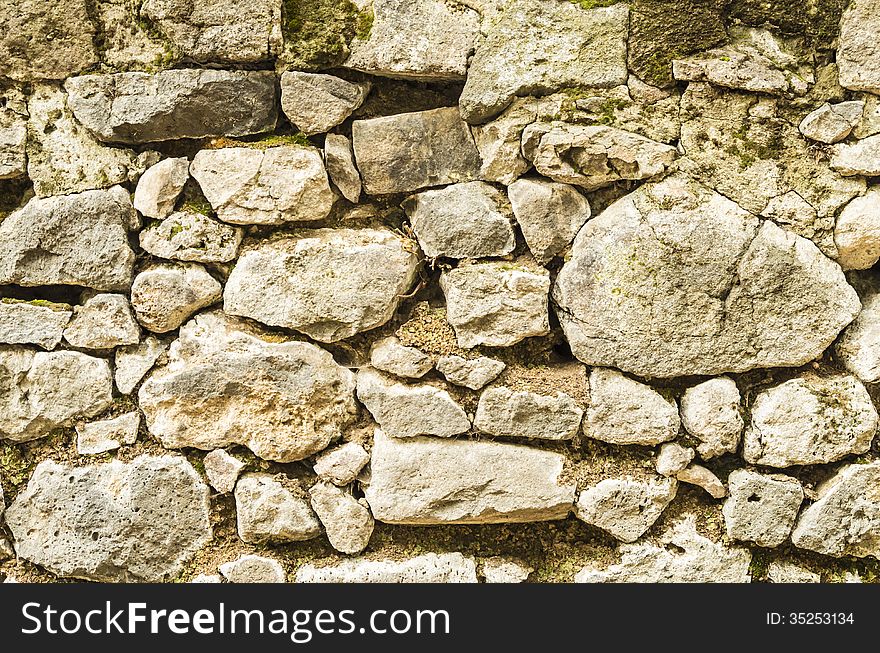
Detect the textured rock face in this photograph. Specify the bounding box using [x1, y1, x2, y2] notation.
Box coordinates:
[309, 480, 374, 554]
[203, 449, 245, 494]
[677, 464, 726, 499]
[140, 211, 243, 264]
[831, 135, 880, 177]
[64, 293, 140, 350]
[5, 456, 211, 581]
[138, 311, 358, 462]
[836, 274, 880, 383]
[234, 473, 321, 543]
[680, 377, 743, 460]
[224, 229, 419, 342]
[296, 552, 478, 583]
[280, 72, 370, 135]
[313, 442, 370, 486]
[0, 91, 27, 180]
[723, 470, 803, 548]
[219, 555, 285, 583]
[554, 175, 861, 378]
[837, 0, 880, 93]
[834, 189, 880, 270]
[364, 429, 575, 524]
[324, 134, 361, 203]
[575, 475, 677, 543]
[134, 158, 190, 220]
[799, 102, 864, 144]
[0, 302, 72, 350]
[76, 412, 140, 455]
[131, 263, 222, 333]
[65, 70, 278, 143]
[436, 355, 505, 390]
[369, 337, 433, 379]
[115, 336, 168, 395]
[481, 557, 532, 583]
[474, 387, 583, 441]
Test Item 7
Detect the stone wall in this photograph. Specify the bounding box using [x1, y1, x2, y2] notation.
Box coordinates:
[1, 0, 880, 583]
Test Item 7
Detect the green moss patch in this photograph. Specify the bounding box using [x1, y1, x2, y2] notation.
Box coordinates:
[281, 0, 360, 69]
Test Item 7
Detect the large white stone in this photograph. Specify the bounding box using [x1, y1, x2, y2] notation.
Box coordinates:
[296, 552, 478, 583]
[723, 470, 803, 547]
[309, 480, 374, 554]
[834, 189, 880, 270]
[131, 263, 222, 333]
[0, 301, 72, 350]
[474, 386, 582, 441]
[575, 474, 677, 543]
[63, 293, 141, 350]
[837, 0, 880, 93]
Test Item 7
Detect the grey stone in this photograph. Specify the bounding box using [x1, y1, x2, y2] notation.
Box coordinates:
[234, 473, 321, 544]
[219, 555, 286, 583]
[0, 301, 72, 350]
[680, 377, 743, 460]
[760, 191, 835, 258]
[131, 263, 222, 333]
[834, 189, 880, 270]
[837, 0, 880, 93]
[575, 474, 677, 543]
[436, 355, 506, 390]
[799, 102, 864, 144]
[140, 211, 244, 264]
[656, 443, 695, 477]
[369, 337, 433, 379]
[203, 449, 245, 494]
[474, 386, 583, 441]
[723, 470, 803, 547]
[767, 561, 820, 583]
[481, 557, 532, 583]
[114, 336, 168, 394]
[280, 72, 370, 135]
[313, 442, 370, 486]
[0, 90, 27, 180]
[309, 480, 374, 554]
[65, 70, 278, 144]
[676, 464, 726, 499]
[64, 293, 140, 350]
[471, 97, 550, 185]
[5, 455, 211, 581]
[133, 157, 190, 220]
[75, 411, 140, 455]
[831, 134, 880, 176]
[324, 134, 361, 203]
[836, 274, 880, 383]
[296, 552, 478, 583]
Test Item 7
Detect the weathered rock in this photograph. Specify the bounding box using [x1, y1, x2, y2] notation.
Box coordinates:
[471, 97, 551, 185]
[791, 462, 880, 558]
[141, 0, 282, 63]
[799, 102, 864, 144]
[0, 348, 113, 442]
[460, 0, 628, 123]
[767, 561, 820, 584]
[64, 293, 140, 350]
[313, 442, 370, 486]
[0, 301, 72, 350]
[131, 263, 222, 333]
[364, 429, 575, 524]
[224, 228, 419, 342]
[481, 557, 533, 583]
[584, 368, 678, 446]
[723, 470, 803, 547]
[114, 336, 168, 394]
[89, 0, 175, 71]
[855, 93, 880, 139]
[744, 373, 878, 468]
[357, 368, 469, 439]
[553, 175, 861, 378]
[680, 377, 743, 460]
[234, 473, 321, 544]
[441, 263, 550, 348]
[138, 311, 358, 462]
[324, 134, 361, 203]
[0, 187, 136, 291]
[676, 464, 726, 499]
[474, 386, 582, 441]
[369, 337, 433, 379]
[133, 158, 190, 220]
[280, 72, 370, 135]
[831, 135, 880, 176]
[65, 70, 278, 144]
[834, 189, 880, 270]
[402, 182, 516, 259]
[575, 475, 677, 543]
[837, 0, 880, 93]
[191, 574, 223, 583]
[0, 90, 27, 180]
[760, 191, 835, 258]
[656, 442, 694, 477]
[352, 108, 482, 195]
[296, 552, 478, 583]
[219, 555, 285, 583]
[309, 480, 374, 554]
[436, 355, 506, 390]
[344, 0, 479, 81]
[576, 515, 751, 583]
[507, 179, 591, 264]
[140, 211, 244, 264]
[203, 449, 245, 494]
[522, 122, 677, 191]
[5, 455, 211, 581]
[836, 274, 880, 383]
[76, 411, 140, 455]
[190, 145, 334, 225]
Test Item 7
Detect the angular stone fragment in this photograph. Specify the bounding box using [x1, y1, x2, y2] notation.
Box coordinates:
[313, 442, 370, 486]
[140, 211, 243, 264]
[767, 561, 820, 584]
[352, 108, 481, 195]
[522, 122, 676, 191]
[0, 301, 72, 350]
[0, 89, 28, 179]
[191, 145, 333, 225]
[5, 456, 211, 581]
[114, 336, 168, 394]
[475, 386, 582, 441]
[481, 558, 532, 583]
[441, 263, 550, 348]
[141, 0, 282, 63]
[834, 189, 880, 270]
[64, 294, 140, 350]
[324, 134, 361, 203]
[344, 0, 479, 81]
[761, 191, 834, 258]
[76, 411, 141, 455]
[219, 555, 286, 583]
[357, 368, 469, 439]
[855, 93, 880, 139]
[508, 179, 591, 264]
[460, 1, 628, 123]
[436, 355, 506, 390]
[799, 102, 864, 144]
[723, 470, 803, 548]
[680, 377, 743, 460]
[831, 135, 880, 177]
[65, 70, 278, 144]
[471, 97, 547, 185]
[656, 442, 694, 477]
[553, 175, 861, 378]
[139, 311, 357, 462]
[0, 187, 136, 291]
[575, 475, 677, 543]
[676, 464, 726, 499]
[364, 429, 575, 524]
[234, 473, 321, 544]
[791, 462, 880, 558]
[224, 229, 419, 342]
[296, 552, 478, 583]
[836, 274, 880, 383]
[402, 182, 516, 259]
[837, 0, 880, 93]
[203, 449, 245, 494]
[131, 263, 222, 333]
[310, 480, 374, 554]
[585, 368, 678, 446]
[369, 337, 433, 379]
[0, 348, 113, 442]
[280, 72, 370, 135]
[134, 158, 190, 220]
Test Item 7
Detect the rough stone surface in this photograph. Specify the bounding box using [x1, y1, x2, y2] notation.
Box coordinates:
[140, 211, 243, 264]
[676, 464, 726, 499]
[114, 336, 168, 395]
[280, 72, 370, 135]
[0, 301, 72, 350]
[296, 552, 478, 583]
[369, 337, 433, 379]
[313, 442, 370, 486]
[723, 470, 803, 547]
[837, 0, 880, 93]
[402, 182, 516, 259]
[767, 561, 820, 584]
[134, 158, 190, 220]
[324, 134, 361, 203]
[799, 102, 864, 144]
[831, 134, 880, 177]
[436, 355, 506, 390]
[203, 449, 245, 494]
[474, 386, 582, 441]
[131, 263, 222, 333]
[656, 443, 694, 477]
[364, 429, 575, 524]
[575, 475, 677, 543]
[219, 555, 286, 583]
[441, 263, 550, 348]
[64, 293, 140, 350]
[65, 70, 278, 144]
[744, 373, 878, 468]
[481, 557, 533, 583]
[680, 377, 744, 460]
[836, 274, 880, 383]
[76, 411, 140, 455]
[309, 480, 374, 554]
[0, 90, 27, 180]
[834, 189, 880, 270]
[224, 229, 418, 342]
[234, 473, 321, 544]
[5, 456, 211, 581]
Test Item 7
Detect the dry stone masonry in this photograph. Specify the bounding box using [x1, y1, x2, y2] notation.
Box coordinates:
[4, 0, 880, 585]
